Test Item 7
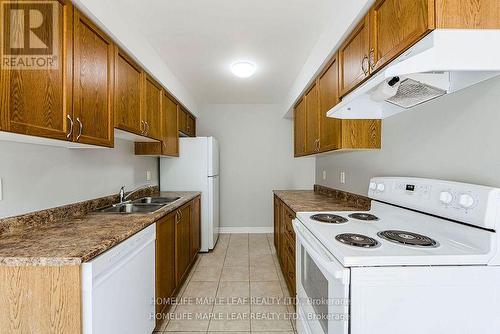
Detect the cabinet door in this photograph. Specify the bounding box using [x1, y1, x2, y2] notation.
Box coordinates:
[156, 212, 176, 316]
[161, 93, 179, 156]
[73, 9, 114, 147]
[178, 108, 188, 134]
[273, 196, 281, 257]
[114, 49, 143, 135]
[187, 114, 196, 137]
[293, 98, 306, 157]
[339, 15, 370, 97]
[143, 74, 162, 140]
[175, 204, 191, 284]
[370, 0, 434, 72]
[318, 56, 342, 152]
[0, 0, 73, 141]
[190, 197, 201, 261]
[305, 82, 320, 154]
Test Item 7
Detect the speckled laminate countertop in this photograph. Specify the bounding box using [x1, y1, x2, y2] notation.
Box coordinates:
[0, 191, 200, 266]
[273, 185, 371, 213]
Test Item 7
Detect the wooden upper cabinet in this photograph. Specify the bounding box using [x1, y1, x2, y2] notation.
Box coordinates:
[318, 56, 342, 152]
[73, 9, 114, 147]
[156, 212, 176, 316]
[186, 114, 196, 137]
[435, 0, 500, 28]
[339, 15, 370, 97]
[341, 119, 382, 149]
[369, 0, 434, 72]
[143, 74, 162, 140]
[0, 0, 73, 141]
[293, 98, 306, 157]
[162, 93, 179, 156]
[114, 49, 143, 135]
[305, 83, 320, 154]
[178, 108, 187, 134]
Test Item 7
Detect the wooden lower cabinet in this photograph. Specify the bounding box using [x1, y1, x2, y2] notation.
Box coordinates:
[274, 195, 296, 298]
[0, 265, 81, 334]
[273, 196, 282, 259]
[175, 202, 193, 284]
[156, 212, 177, 315]
[190, 196, 201, 261]
[0, 196, 201, 333]
[156, 196, 200, 321]
[153, 196, 202, 325]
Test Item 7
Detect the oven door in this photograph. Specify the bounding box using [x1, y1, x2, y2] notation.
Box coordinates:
[293, 220, 350, 334]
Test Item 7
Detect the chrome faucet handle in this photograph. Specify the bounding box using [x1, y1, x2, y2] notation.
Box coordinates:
[119, 186, 125, 203]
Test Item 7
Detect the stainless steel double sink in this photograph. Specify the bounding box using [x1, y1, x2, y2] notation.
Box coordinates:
[95, 196, 181, 214]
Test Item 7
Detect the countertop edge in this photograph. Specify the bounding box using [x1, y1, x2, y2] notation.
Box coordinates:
[0, 192, 201, 267]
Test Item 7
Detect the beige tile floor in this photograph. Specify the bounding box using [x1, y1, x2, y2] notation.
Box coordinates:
[154, 233, 297, 333]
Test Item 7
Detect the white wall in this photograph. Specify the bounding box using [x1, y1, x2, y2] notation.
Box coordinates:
[197, 104, 315, 230]
[316, 76, 500, 195]
[74, 0, 199, 115]
[0, 139, 158, 218]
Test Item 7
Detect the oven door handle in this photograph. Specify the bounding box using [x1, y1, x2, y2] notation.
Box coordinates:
[293, 220, 346, 281]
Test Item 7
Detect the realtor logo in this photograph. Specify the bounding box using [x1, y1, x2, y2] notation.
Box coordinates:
[1, 1, 59, 69]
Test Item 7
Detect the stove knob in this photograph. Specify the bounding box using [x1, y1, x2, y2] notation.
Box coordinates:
[376, 183, 385, 192]
[459, 194, 475, 209]
[369, 182, 377, 191]
[439, 191, 453, 205]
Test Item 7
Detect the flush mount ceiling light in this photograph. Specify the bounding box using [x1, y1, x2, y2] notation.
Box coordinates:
[231, 61, 256, 78]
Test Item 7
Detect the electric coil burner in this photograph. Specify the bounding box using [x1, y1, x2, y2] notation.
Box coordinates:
[335, 233, 379, 248]
[348, 213, 379, 221]
[378, 230, 438, 247]
[310, 214, 348, 224]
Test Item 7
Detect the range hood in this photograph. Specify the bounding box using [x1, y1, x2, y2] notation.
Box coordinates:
[327, 29, 500, 119]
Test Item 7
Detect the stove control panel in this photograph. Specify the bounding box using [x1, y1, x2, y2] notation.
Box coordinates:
[368, 177, 500, 230]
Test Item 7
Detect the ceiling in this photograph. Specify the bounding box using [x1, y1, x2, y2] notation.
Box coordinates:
[113, 0, 337, 104]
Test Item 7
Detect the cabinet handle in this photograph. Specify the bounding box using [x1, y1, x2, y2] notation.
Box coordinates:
[361, 55, 369, 75]
[66, 115, 74, 139]
[369, 48, 376, 70]
[140, 121, 145, 135]
[145, 121, 149, 136]
[76, 117, 83, 141]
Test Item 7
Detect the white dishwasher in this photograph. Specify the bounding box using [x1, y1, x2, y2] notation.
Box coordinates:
[82, 224, 156, 334]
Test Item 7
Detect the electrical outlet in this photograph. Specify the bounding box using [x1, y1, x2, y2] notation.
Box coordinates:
[322, 170, 327, 180]
[146, 171, 152, 181]
[340, 171, 346, 184]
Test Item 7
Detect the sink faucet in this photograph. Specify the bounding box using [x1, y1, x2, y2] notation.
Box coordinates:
[119, 184, 151, 204]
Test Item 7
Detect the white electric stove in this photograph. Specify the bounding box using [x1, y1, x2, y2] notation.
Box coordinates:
[293, 177, 500, 334]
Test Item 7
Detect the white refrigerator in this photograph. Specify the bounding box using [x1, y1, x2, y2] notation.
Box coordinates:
[160, 137, 219, 251]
